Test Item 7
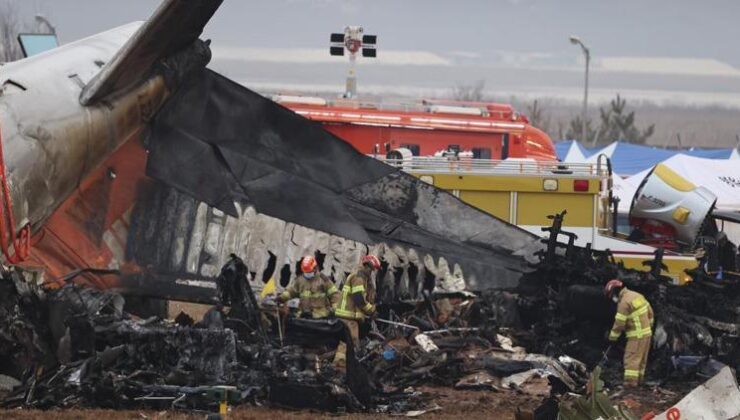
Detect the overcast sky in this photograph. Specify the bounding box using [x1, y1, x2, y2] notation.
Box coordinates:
[9, 0, 740, 106]
[11, 0, 739, 64]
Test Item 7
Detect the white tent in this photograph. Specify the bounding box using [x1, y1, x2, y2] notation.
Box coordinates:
[562, 141, 587, 163]
[626, 154, 740, 211]
[556, 140, 590, 163]
[627, 168, 650, 188]
[611, 174, 638, 213]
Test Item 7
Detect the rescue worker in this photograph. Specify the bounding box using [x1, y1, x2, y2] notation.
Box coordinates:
[277, 256, 339, 319]
[605, 279, 654, 387]
[333, 254, 381, 369]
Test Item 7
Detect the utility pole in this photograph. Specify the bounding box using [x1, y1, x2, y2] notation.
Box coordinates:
[330, 26, 377, 98]
[569, 36, 590, 144]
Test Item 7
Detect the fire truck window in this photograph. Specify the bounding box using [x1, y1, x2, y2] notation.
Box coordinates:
[501, 134, 510, 159]
[472, 148, 491, 159]
[400, 144, 420, 156]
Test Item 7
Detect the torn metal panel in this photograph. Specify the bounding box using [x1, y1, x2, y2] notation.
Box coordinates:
[1, 13, 214, 255]
[1, 53, 168, 241]
[145, 69, 541, 290]
[119, 179, 527, 303]
[114, 272, 220, 305]
[455, 371, 501, 390]
[125, 181, 373, 293]
[80, 0, 223, 105]
[652, 366, 740, 420]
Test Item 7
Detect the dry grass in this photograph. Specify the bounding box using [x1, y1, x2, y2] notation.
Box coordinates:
[0, 386, 676, 419]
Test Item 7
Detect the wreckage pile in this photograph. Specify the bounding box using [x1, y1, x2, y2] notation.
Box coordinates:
[511, 216, 740, 387]
[0, 256, 590, 414]
[2, 223, 740, 415]
[364, 317, 587, 395]
[0, 260, 377, 413]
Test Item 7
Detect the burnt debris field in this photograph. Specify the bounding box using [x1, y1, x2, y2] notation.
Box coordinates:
[1, 221, 738, 418]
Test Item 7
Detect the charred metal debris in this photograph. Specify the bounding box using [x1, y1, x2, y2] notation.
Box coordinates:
[0, 214, 739, 414]
[0, 256, 380, 413]
[515, 211, 740, 386]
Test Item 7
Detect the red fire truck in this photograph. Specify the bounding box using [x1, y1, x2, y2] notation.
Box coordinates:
[276, 96, 557, 161]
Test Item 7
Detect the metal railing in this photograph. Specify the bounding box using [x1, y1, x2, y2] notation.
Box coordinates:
[374, 156, 608, 177]
[271, 95, 518, 121]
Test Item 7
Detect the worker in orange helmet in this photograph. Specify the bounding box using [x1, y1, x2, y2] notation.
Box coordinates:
[604, 279, 654, 387]
[333, 254, 381, 370]
[278, 256, 339, 319]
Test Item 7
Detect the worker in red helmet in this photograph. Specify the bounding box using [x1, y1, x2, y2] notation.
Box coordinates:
[604, 279, 654, 387]
[333, 254, 381, 369]
[277, 256, 339, 319]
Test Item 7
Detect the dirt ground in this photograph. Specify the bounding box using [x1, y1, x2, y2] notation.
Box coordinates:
[0, 386, 679, 419]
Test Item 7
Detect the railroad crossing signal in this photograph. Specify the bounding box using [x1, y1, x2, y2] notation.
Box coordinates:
[329, 26, 377, 98]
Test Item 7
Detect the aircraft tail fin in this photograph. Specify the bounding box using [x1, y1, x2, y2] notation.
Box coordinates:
[80, 0, 222, 105]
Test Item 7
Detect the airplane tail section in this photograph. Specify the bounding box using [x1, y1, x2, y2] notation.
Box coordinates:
[80, 0, 223, 105]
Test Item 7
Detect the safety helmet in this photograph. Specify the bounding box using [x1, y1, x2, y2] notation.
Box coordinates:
[604, 279, 624, 298]
[361, 255, 381, 270]
[300, 256, 318, 274]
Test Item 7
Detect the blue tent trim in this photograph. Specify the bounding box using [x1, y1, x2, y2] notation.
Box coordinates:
[554, 140, 737, 175]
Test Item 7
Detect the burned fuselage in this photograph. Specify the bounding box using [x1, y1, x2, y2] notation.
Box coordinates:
[1, 0, 540, 304]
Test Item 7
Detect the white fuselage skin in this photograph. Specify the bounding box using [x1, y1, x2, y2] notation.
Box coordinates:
[0, 23, 168, 240]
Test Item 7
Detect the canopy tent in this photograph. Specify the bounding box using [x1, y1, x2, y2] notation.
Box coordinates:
[688, 147, 740, 159]
[611, 174, 638, 213]
[627, 154, 740, 211]
[554, 140, 588, 163]
[555, 140, 738, 176]
[583, 142, 676, 176]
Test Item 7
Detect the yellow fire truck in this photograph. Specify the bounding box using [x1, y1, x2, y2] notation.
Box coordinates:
[380, 151, 700, 283]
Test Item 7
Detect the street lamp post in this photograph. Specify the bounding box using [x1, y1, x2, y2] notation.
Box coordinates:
[569, 36, 590, 144]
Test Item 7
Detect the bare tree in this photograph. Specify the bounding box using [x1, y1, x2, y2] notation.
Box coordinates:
[526, 99, 551, 133]
[564, 115, 597, 143]
[564, 94, 654, 146]
[0, 0, 25, 63]
[451, 80, 486, 102]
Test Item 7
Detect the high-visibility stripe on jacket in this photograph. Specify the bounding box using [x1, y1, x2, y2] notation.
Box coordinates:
[278, 273, 339, 318]
[334, 267, 375, 320]
[609, 288, 654, 341]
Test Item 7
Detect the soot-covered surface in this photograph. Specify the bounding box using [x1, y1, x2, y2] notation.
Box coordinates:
[144, 69, 540, 289]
